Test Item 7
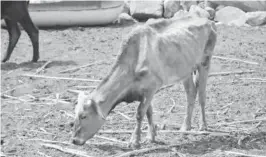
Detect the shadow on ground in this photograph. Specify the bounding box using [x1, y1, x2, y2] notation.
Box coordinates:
[1, 60, 77, 71]
[92, 131, 266, 156]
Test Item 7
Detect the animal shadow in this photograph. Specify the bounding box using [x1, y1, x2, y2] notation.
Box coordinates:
[1, 60, 77, 71]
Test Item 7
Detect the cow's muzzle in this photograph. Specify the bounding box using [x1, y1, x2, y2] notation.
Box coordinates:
[71, 137, 85, 145]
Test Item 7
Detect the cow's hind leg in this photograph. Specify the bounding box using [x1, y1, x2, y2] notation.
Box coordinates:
[129, 95, 153, 148]
[180, 74, 198, 131]
[146, 105, 156, 142]
[2, 19, 21, 63]
[19, 11, 39, 62]
[198, 56, 211, 131]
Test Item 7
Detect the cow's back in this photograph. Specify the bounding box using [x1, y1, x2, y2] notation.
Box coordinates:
[144, 15, 216, 84]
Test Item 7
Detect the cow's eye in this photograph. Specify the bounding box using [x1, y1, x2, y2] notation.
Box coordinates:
[80, 114, 87, 120]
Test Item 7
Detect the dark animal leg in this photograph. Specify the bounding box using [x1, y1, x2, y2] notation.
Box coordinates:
[19, 11, 39, 62]
[2, 19, 21, 63]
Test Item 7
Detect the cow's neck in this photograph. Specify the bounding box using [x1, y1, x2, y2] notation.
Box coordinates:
[92, 66, 133, 116]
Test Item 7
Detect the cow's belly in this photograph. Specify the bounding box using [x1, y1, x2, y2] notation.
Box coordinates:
[150, 36, 205, 84]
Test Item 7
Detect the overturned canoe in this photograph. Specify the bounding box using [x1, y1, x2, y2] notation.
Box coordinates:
[2, 1, 124, 28]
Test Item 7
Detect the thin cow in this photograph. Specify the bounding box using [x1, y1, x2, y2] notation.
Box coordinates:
[72, 14, 217, 148]
[1, 1, 39, 62]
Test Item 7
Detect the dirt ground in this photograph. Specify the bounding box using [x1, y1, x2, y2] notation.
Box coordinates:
[1, 22, 266, 157]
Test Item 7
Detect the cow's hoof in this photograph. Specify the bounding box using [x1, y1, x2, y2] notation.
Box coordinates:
[199, 124, 207, 131]
[180, 125, 191, 131]
[2, 59, 8, 63]
[31, 56, 39, 62]
[127, 142, 140, 149]
[31, 59, 38, 62]
[146, 137, 156, 143]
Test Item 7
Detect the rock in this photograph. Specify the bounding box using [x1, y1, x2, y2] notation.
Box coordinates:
[189, 5, 210, 19]
[163, 0, 182, 18]
[173, 10, 189, 18]
[205, 7, 215, 20]
[113, 13, 138, 25]
[215, 6, 247, 26]
[209, 1, 266, 12]
[205, 1, 219, 9]
[122, 0, 130, 14]
[130, 0, 164, 21]
[216, 5, 225, 11]
[246, 11, 266, 26]
[197, 2, 206, 9]
[180, 1, 197, 11]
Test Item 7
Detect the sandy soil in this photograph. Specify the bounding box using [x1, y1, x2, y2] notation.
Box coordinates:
[1, 23, 266, 157]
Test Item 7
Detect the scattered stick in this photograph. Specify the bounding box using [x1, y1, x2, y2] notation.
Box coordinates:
[239, 77, 266, 82]
[214, 118, 266, 126]
[168, 98, 176, 113]
[115, 144, 181, 157]
[75, 86, 97, 89]
[40, 143, 94, 157]
[156, 84, 175, 94]
[29, 130, 55, 135]
[59, 60, 107, 73]
[21, 74, 101, 82]
[94, 135, 127, 144]
[1, 86, 18, 95]
[220, 103, 233, 110]
[37, 151, 52, 157]
[224, 150, 266, 157]
[1, 94, 27, 102]
[115, 111, 133, 120]
[60, 110, 75, 118]
[99, 130, 229, 136]
[255, 121, 263, 128]
[28, 138, 70, 145]
[35, 61, 52, 74]
[0, 152, 6, 157]
[67, 89, 83, 94]
[209, 70, 255, 77]
[212, 55, 259, 65]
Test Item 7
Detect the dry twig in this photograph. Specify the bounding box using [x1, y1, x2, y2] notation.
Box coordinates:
[35, 61, 52, 74]
[67, 89, 84, 94]
[0, 152, 6, 157]
[214, 118, 266, 126]
[1, 86, 18, 95]
[1, 94, 27, 102]
[115, 144, 181, 157]
[99, 130, 229, 136]
[239, 77, 266, 82]
[212, 55, 259, 65]
[224, 150, 266, 157]
[37, 151, 52, 157]
[168, 98, 176, 113]
[40, 143, 94, 157]
[94, 135, 127, 144]
[75, 86, 97, 89]
[59, 60, 107, 73]
[208, 70, 255, 77]
[28, 138, 70, 145]
[115, 111, 133, 120]
[156, 84, 175, 94]
[21, 74, 101, 82]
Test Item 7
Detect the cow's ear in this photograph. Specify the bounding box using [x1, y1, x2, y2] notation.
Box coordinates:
[91, 100, 106, 120]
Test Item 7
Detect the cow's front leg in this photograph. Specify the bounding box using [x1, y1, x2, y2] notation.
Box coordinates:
[146, 104, 156, 142]
[129, 96, 153, 149]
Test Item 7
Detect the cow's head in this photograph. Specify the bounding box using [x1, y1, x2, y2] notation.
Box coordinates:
[71, 92, 106, 145]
